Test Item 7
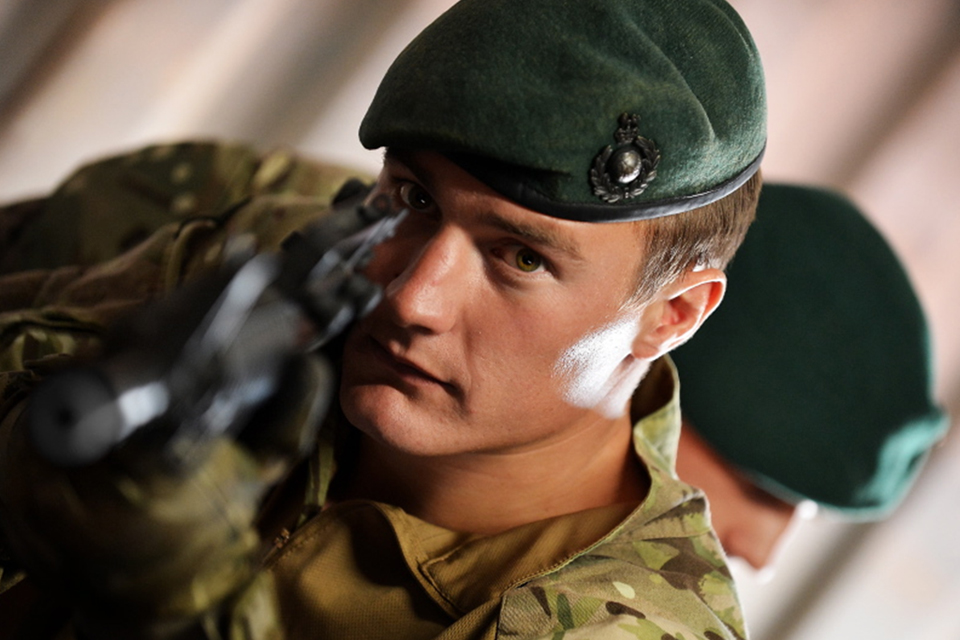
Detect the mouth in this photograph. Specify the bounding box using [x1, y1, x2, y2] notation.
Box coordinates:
[368, 336, 454, 391]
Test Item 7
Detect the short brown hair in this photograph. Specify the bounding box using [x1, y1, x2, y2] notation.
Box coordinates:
[630, 170, 763, 303]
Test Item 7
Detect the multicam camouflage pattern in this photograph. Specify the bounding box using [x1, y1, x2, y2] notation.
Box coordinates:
[499, 411, 747, 639]
[0, 140, 362, 275]
[494, 362, 748, 639]
[0, 142, 360, 638]
[0, 140, 366, 474]
[0, 143, 747, 640]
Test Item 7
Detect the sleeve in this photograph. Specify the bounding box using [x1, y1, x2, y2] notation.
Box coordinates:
[0, 212, 301, 640]
[0, 216, 215, 637]
[0, 141, 365, 639]
[1, 140, 364, 275]
[0, 142, 368, 638]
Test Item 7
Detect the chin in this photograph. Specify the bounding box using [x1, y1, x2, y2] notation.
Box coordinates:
[339, 383, 451, 457]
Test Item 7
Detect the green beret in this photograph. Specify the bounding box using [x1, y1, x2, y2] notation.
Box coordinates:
[360, 0, 766, 222]
[671, 184, 949, 517]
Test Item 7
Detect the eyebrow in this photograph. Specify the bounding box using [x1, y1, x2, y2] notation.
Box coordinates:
[383, 148, 585, 261]
[383, 148, 438, 193]
[475, 210, 585, 262]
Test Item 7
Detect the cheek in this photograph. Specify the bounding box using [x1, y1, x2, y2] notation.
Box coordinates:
[363, 214, 435, 285]
[358, 245, 392, 293]
[551, 315, 641, 414]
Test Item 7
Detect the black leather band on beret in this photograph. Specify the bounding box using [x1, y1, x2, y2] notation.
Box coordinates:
[449, 147, 766, 223]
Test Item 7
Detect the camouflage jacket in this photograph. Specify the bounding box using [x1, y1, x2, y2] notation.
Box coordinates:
[0, 142, 746, 640]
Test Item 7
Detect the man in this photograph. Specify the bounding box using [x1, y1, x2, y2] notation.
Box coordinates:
[672, 184, 949, 571]
[0, 0, 766, 638]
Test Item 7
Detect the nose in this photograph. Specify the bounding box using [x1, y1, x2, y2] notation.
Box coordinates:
[373, 227, 469, 334]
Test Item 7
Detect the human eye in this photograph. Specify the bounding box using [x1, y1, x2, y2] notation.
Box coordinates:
[493, 244, 548, 275]
[514, 247, 545, 273]
[397, 181, 436, 214]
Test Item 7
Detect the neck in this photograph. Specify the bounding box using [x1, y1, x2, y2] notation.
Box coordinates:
[339, 412, 649, 535]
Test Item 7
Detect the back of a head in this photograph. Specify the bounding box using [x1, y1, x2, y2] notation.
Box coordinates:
[672, 184, 949, 517]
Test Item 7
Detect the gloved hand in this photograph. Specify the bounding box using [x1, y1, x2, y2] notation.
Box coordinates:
[0, 354, 332, 640]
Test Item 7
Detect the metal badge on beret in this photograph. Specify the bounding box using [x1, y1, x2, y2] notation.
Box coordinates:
[589, 113, 660, 203]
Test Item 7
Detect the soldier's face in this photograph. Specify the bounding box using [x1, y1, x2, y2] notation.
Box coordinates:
[339, 150, 658, 457]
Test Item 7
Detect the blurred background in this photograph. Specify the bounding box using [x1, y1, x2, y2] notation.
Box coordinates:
[0, 1, 957, 637]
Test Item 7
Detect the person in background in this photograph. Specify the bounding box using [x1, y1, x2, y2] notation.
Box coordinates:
[672, 183, 949, 571]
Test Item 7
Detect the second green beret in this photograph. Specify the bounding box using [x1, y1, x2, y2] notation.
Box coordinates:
[672, 184, 949, 517]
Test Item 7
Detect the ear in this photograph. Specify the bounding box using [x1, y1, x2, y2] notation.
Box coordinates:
[632, 268, 726, 360]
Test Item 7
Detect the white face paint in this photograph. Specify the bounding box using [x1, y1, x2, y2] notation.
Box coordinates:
[553, 312, 650, 419]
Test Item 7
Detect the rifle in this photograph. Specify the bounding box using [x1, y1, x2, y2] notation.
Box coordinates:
[27, 181, 405, 468]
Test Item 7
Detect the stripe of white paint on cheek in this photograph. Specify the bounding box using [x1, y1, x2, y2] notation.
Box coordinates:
[595, 357, 650, 420]
[553, 314, 641, 418]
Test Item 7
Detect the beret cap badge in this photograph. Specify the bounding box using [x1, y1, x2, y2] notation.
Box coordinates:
[589, 113, 660, 203]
